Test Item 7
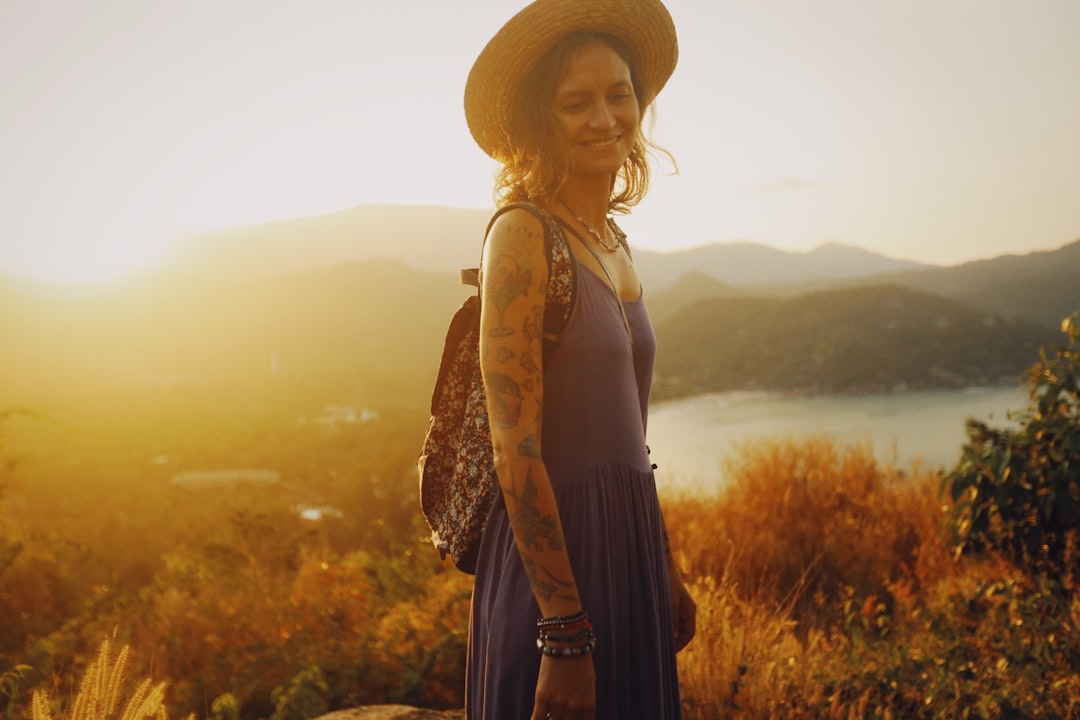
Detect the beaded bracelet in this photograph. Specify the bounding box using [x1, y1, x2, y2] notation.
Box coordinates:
[541, 628, 594, 644]
[536, 610, 597, 658]
[536, 632, 597, 658]
[536, 610, 590, 630]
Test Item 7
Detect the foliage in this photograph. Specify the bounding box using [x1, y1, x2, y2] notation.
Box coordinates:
[947, 314, 1080, 584]
[3, 313, 1080, 719]
[268, 667, 328, 720]
[667, 444, 1080, 719]
[665, 436, 939, 626]
[653, 284, 1049, 399]
[1, 664, 32, 720]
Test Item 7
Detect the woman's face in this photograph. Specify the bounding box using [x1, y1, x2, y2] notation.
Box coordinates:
[550, 40, 640, 179]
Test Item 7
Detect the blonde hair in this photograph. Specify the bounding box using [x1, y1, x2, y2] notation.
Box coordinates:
[493, 31, 673, 214]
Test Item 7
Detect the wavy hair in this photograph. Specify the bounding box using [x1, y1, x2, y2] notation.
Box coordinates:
[493, 31, 674, 214]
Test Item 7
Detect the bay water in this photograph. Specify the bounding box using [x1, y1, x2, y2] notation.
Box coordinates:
[647, 385, 1028, 495]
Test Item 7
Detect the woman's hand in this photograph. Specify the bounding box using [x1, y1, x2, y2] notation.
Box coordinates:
[670, 565, 697, 652]
[531, 655, 596, 720]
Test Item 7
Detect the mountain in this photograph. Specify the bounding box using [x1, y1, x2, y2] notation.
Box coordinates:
[881, 239, 1080, 330]
[645, 272, 737, 325]
[650, 237, 1080, 332]
[652, 284, 1051, 401]
[166, 204, 493, 281]
[167, 204, 928, 289]
[0, 259, 464, 405]
[633, 241, 929, 290]
[4, 204, 1075, 408]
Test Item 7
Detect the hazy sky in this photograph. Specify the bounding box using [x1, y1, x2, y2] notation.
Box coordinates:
[2, 0, 1079, 282]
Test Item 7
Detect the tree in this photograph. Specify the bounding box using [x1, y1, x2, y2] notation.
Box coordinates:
[946, 314, 1080, 585]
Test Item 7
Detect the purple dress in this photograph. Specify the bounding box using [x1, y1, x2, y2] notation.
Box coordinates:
[466, 255, 681, 719]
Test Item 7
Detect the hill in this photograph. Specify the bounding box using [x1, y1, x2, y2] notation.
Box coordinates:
[168, 203, 929, 289]
[633, 241, 928, 290]
[166, 204, 494, 281]
[882, 238, 1080, 329]
[2, 260, 1059, 410]
[649, 237, 1080, 332]
[3, 207, 1075, 407]
[0, 259, 463, 406]
[652, 284, 1050, 400]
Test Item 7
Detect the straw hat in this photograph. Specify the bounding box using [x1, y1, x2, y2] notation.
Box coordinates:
[464, 0, 678, 159]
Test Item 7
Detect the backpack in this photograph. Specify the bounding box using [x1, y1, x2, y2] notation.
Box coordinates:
[418, 203, 577, 574]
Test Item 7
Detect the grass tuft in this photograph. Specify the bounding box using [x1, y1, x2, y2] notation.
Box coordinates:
[31, 640, 186, 720]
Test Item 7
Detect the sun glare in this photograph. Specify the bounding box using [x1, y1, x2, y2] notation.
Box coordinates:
[2, 238, 170, 285]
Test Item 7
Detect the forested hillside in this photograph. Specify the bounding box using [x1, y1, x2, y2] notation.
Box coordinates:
[885, 237, 1080, 329]
[652, 284, 1050, 400]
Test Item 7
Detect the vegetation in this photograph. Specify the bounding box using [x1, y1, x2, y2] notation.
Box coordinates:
[1, 259, 1078, 719]
[29, 639, 186, 720]
[653, 284, 1050, 400]
[948, 314, 1080, 585]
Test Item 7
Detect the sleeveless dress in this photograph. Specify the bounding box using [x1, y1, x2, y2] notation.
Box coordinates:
[465, 246, 681, 719]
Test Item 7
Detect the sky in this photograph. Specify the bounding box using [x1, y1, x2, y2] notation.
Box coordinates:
[2, 0, 1079, 283]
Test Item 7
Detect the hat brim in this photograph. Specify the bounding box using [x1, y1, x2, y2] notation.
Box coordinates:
[464, 0, 678, 160]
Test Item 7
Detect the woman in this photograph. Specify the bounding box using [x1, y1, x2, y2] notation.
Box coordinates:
[463, 1, 696, 718]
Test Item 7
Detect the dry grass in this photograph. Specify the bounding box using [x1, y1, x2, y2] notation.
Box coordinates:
[665, 435, 945, 627]
[31, 640, 187, 720]
[663, 435, 1080, 719]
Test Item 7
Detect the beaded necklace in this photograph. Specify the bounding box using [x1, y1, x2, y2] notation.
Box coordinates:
[558, 198, 620, 253]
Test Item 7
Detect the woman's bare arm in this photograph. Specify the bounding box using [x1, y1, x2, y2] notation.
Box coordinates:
[479, 208, 582, 618]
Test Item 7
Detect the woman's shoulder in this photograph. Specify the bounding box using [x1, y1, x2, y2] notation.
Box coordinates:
[485, 204, 551, 256]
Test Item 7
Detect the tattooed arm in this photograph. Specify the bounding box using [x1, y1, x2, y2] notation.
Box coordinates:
[479, 208, 582, 619]
[482, 208, 597, 720]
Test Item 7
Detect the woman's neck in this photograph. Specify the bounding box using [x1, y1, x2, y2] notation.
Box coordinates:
[556, 175, 612, 227]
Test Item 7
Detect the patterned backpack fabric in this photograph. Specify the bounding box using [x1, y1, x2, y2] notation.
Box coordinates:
[418, 203, 576, 573]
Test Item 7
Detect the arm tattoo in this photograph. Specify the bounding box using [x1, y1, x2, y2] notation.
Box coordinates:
[522, 556, 578, 604]
[518, 434, 541, 459]
[487, 372, 522, 429]
[498, 219, 545, 255]
[506, 466, 564, 553]
[522, 556, 558, 601]
[520, 303, 543, 375]
[487, 254, 531, 338]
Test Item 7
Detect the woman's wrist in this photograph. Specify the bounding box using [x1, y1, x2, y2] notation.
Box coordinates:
[536, 610, 598, 658]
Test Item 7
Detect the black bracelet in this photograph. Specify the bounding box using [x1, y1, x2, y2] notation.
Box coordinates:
[536, 610, 590, 629]
[541, 628, 594, 644]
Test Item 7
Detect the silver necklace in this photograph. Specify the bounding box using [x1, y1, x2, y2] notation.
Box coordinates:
[558, 198, 620, 253]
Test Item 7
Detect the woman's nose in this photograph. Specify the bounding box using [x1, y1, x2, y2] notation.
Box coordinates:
[589, 101, 616, 129]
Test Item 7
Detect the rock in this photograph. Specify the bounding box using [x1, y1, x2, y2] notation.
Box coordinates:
[316, 706, 464, 720]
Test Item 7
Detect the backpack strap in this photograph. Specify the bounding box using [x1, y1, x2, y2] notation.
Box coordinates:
[460, 202, 577, 353]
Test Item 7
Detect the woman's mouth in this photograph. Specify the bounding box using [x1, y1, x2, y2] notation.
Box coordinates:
[582, 136, 621, 148]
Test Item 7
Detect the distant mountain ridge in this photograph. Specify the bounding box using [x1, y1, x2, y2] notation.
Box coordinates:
[882, 240, 1080, 330]
[166, 203, 930, 288]
[165, 204, 494, 281]
[633, 241, 929, 290]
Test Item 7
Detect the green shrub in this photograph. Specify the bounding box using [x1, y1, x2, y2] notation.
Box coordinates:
[269, 666, 328, 720]
[947, 314, 1080, 585]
